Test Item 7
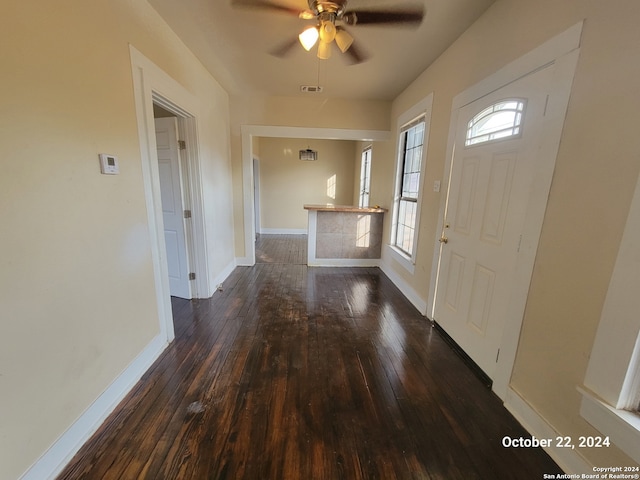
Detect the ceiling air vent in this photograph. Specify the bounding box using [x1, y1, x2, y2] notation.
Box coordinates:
[300, 85, 323, 93]
[299, 148, 317, 161]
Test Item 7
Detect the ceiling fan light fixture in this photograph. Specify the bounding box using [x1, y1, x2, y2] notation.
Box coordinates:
[335, 29, 353, 53]
[318, 20, 336, 43]
[299, 26, 319, 51]
[317, 40, 332, 59]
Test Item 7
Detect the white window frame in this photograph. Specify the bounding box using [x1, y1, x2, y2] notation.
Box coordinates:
[359, 146, 372, 208]
[579, 170, 640, 464]
[389, 94, 433, 270]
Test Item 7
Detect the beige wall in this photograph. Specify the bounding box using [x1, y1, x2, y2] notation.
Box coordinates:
[378, 0, 640, 468]
[257, 138, 356, 231]
[0, 1, 234, 478]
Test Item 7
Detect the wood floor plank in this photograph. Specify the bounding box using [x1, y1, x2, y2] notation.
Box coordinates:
[57, 234, 562, 479]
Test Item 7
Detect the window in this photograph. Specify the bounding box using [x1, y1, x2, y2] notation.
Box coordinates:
[466, 99, 525, 146]
[359, 147, 372, 208]
[390, 94, 433, 268]
[393, 116, 426, 257]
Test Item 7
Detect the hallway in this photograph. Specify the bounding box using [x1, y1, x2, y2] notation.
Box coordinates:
[57, 235, 560, 479]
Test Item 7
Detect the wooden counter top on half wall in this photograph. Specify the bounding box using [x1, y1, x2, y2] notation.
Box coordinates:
[303, 204, 388, 213]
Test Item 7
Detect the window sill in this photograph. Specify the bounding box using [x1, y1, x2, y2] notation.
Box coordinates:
[387, 245, 416, 274]
[578, 386, 640, 464]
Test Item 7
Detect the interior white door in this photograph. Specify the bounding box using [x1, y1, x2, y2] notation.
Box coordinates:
[433, 65, 553, 378]
[155, 117, 191, 299]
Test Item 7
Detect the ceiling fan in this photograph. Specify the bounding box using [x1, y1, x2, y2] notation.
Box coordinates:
[232, 0, 425, 64]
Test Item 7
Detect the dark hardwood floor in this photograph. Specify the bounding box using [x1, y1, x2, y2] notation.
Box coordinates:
[57, 235, 561, 479]
[255, 233, 307, 264]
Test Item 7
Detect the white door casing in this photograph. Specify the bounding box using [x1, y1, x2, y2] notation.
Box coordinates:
[253, 157, 261, 238]
[428, 22, 582, 399]
[155, 117, 191, 299]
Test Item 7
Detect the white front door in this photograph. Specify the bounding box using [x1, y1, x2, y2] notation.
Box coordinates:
[155, 117, 191, 299]
[433, 65, 553, 379]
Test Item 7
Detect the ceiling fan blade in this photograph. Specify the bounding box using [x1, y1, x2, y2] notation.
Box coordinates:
[343, 40, 368, 65]
[232, 0, 306, 17]
[334, 26, 363, 63]
[342, 6, 425, 26]
[269, 35, 301, 58]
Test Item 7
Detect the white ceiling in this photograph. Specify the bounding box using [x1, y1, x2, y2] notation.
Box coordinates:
[148, 0, 495, 101]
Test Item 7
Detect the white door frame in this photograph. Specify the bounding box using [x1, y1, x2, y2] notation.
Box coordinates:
[427, 22, 583, 400]
[130, 46, 210, 342]
[239, 125, 390, 265]
[253, 157, 261, 237]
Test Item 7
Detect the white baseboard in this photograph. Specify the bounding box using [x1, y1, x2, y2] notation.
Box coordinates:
[259, 228, 307, 235]
[206, 259, 237, 296]
[504, 387, 592, 475]
[235, 255, 253, 266]
[379, 261, 428, 315]
[20, 335, 169, 480]
[308, 258, 381, 267]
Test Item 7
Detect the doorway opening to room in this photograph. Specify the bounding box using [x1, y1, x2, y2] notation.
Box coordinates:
[153, 103, 195, 300]
[130, 45, 211, 343]
[240, 126, 390, 266]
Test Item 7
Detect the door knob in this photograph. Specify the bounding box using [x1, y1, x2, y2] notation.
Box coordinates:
[439, 236, 448, 244]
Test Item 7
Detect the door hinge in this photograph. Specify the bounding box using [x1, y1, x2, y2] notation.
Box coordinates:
[184, 210, 192, 219]
[496, 348, 500, 363]
[189, 272, 196, 280]
[178, 140, 186, 150]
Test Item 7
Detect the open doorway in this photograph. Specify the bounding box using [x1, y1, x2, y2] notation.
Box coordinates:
[130, 46, 209, 343]
[153, 104, 193, 299]
[239, 126, 390, 266]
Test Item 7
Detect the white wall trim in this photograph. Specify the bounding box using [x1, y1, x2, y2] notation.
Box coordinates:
[212, 258, 237, 291]
[309, 258, 381, 267]
[244, 125, 390, 142]
[235, 255, 254, 267]
[578, 387, 640, 465]
[379, 260, 428, 315]
[505, 388, 593, 475]
[451, 21, 583, 111]
[384, 244, 416, 275]
[130, 46, 174, 341]
[241, 125, 390, 266]
[260, 228, 307, 235]
[19, 335, 168, 480]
